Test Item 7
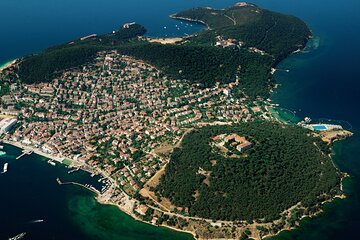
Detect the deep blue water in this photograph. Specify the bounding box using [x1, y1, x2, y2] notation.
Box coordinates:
[1, 0, 360, 239]
[0, 144, 104, 239]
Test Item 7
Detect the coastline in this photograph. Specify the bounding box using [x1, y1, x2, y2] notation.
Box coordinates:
[3, 139, 197, 239]
[0, 4, 350, 240]
[0, 59, 16, 72]
[169, 14, 210, 30]
[2, 33, 346, 240]
[3, 140, 65, 163]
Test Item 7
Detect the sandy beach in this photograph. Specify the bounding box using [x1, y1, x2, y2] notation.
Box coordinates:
[147, 37, 183, 44]
[0, 59, 16, 72]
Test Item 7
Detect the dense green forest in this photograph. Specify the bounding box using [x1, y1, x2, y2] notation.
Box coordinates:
[16, 3, 310, 99]
[18, 45, 101, 84]
[18, 24, 146, 84]
[174, 4, 311, 60]
[157, 122, 341, 221]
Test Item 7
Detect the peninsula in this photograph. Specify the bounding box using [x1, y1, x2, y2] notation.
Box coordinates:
[0, 2, 351, 240]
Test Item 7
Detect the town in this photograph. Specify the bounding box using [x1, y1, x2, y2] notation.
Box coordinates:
[0, 50, 275, 238]
[0, 51, 263, 195]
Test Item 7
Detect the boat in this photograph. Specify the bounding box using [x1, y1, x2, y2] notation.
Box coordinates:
[68, 167, 80, 174]
[8, 232, 26, 240]
[0, 150, 6, 156]
[31, 219, 44, 223]
[2, 163, 8, 173]
[48, 160, 56, 166]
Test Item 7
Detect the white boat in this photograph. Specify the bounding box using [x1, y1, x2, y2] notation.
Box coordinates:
[8, 232, 26, 240]
[48, 160, 56, 166]
[2, 163, 8, 173]
[30, 219, 44, 223]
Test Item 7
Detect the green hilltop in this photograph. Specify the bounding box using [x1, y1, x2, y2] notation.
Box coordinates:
[173, 2, 311, 59]
[14, 3, 311, 100]
[157, 122, 341, 221]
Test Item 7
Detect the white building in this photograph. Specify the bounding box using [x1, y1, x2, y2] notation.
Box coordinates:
[0, 118, 17, 133]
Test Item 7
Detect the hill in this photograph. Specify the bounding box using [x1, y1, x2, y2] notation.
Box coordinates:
[14, 3, 311, 100]
[157, 122, 341, 221]
[172, 2, 311, 60]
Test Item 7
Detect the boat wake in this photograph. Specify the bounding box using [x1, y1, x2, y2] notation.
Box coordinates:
[28, 219, 44, 224]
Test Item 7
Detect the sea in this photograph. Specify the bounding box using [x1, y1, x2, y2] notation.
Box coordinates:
[0, 0, 359, 239]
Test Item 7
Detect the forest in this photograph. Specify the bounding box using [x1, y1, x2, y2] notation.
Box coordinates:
[175, 4, 311, 60]
[16, 3, 310, 100]
[156, 122, 341, 221]
[17, 24, 146, 84]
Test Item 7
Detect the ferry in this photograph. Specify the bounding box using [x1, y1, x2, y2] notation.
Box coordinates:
[2, 163, 8, 173]
[8, 232, 26, 240]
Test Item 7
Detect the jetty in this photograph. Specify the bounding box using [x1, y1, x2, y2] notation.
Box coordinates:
[56, 177, 100, 195]
[16, 150, 33, 160]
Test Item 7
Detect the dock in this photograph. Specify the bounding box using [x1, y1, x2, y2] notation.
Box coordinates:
[16, 150, 33, 160]
[56, 177, 100, 195]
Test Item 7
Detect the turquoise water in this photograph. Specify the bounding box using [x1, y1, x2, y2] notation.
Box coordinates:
[0, 0, 360, 239]
[0, 144, 193, 239]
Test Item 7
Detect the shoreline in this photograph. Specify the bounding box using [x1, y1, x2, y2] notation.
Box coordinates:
[4, 132, 347, 239]
[0, 5, 348, 240]
[169, 14, 211, 30]
[3, 140, 65, 163]
[2, 139, 197, 239]
[0, 45, 345, 239]
[0, 60, 17, 72]
[103, 200, 198, 239]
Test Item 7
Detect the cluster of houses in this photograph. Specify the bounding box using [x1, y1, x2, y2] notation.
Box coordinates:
[1, 50, 259, 194]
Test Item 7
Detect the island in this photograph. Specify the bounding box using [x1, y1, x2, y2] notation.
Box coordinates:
[0, 2, 352, 240]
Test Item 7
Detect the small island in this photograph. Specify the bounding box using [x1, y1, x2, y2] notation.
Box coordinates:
[0, 2, 351, 240]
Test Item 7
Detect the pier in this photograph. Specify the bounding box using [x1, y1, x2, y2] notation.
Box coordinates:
[16, 150, 33, 160]
[56, 178, 100, 195]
